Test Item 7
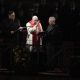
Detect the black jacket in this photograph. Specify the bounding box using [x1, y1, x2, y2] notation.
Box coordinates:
[44, 25, 62, 45]
[3, 18, 20, 45]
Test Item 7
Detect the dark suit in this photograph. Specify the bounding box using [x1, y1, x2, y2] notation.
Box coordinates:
[2, 18, 20, 70]
[3, 19, 20, 46]
[44, 24, 61, 69]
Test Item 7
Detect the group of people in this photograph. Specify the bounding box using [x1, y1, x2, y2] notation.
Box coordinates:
[1, 10, 62, 71]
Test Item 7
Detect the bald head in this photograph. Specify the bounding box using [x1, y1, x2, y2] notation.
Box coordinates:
[48, 16, 56, 25]
[32, 16, 38, 20]
[32, 16, 39, 24]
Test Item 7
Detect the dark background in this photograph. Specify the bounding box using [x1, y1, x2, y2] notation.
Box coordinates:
[0, 0, 80, 76]
[0, 0, 80, 40]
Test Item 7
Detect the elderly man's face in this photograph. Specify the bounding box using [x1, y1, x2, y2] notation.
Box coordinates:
[33, 19, 38, 24]
[48, 17, 56, 25]
[32, 16, 38, 24]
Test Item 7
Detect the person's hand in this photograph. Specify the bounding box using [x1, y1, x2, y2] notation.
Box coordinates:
[36, 21, 39, 26]
[34, 20, 39, 25]
[34, 21, 39, 29]
[10, 31, 14, 34]
[18, 27, 23, 31]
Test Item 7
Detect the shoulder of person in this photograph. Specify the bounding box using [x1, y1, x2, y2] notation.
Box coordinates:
[26, 22, 31, 27]
[55, 24, 58, 28]
[54, 25, 60, 30]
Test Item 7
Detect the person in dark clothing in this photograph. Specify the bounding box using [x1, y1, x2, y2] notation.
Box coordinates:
[44, 16, 61, 70]
[4, 11, 21, 45]
[2, 11, 23, 70]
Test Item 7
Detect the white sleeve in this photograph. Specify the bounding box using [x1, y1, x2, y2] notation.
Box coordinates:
[26, 22, 36, 33]
[39, 23, 43, 32]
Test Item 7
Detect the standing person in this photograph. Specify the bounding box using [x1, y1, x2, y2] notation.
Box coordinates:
[26, 15, 43, 52]
[26, 15, 43, 72]
[44, 16, 61, 70]
[2, 11, 22, 70]
[3, 11, 23, 46]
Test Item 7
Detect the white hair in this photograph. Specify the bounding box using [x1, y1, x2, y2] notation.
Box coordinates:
[49, 16, 56, 21]
[32, 15, 38, 21]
